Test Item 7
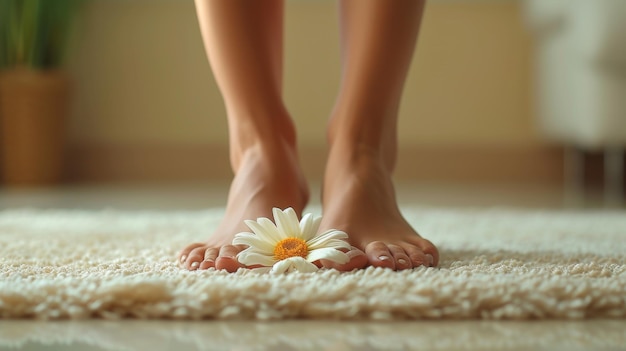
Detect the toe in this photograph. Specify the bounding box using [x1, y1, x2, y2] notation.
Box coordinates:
[411, 238, 439, 267]
[179, 243, 204, 266]
[364, 241, 395, 270]
[199, 248, 219, 270]
[400, 243, 429, 267]
[215, 245, 243, 272]
[185, 246, 207, 270]
[387, 244, 412, 270]
[321, 247, 368, 272]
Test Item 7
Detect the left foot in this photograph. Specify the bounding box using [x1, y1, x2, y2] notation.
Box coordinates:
[319, 142, 439, 271]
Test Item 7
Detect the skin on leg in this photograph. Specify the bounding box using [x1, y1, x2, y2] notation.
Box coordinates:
[180, 0, 309, 272]
[319, 0, 439, 271]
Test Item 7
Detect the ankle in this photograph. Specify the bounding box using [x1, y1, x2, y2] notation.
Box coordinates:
[326, 108, 399, 169]
[230, 137, 296, 173]
[327, 101, 398, 142]
[229, 137, 310, 209]
[228, 111, 297, 171]
[326, 141, 392, 183]
[227, 99, 296, 141]
[327, 126, 397, 172]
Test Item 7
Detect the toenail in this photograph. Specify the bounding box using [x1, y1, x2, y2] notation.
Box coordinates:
[378, 255, 390, 261]
[397, 258, 407, 265]
[190, 262, 199, 268]
[425, 254, 434, 266]
[180, 255, 187, 263]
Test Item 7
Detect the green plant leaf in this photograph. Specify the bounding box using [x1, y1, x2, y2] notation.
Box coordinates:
[0, 0, 83, 69]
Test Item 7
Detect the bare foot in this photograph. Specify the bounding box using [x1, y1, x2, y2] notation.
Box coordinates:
[179, 140, 308, 272]
[319, 143, 439, 271]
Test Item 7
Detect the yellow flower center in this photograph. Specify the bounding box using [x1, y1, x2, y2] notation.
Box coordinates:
[273, 237, 309, 261]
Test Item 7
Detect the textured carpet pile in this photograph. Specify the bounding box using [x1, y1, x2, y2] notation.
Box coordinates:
[0, 207, 624, 320]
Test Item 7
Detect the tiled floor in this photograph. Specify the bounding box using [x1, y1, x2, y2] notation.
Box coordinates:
[0, 182, 624, 351]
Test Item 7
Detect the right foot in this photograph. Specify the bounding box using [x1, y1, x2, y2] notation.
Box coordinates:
[179, 140, 308, 272]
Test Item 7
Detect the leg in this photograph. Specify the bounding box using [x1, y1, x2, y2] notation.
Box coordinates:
[319, 0, 438, 271]
[180, 0, 309, 271]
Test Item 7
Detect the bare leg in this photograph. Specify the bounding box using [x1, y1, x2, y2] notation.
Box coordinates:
[179, 0, 308, 271]
[319, 0, 439, 270]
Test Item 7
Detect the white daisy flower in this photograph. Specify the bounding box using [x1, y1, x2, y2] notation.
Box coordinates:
[233, 207, 351, 273]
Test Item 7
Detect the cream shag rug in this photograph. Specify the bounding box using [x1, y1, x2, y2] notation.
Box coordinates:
[0, 207, 624, 320]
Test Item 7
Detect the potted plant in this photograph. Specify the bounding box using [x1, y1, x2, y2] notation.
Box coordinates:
[0, 0, 82, 186]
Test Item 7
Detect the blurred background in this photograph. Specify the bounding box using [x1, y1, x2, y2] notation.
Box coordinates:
[1, 0, 625, 209]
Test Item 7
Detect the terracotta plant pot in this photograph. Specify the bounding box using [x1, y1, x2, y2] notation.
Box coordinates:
[0, 67, 71, 186]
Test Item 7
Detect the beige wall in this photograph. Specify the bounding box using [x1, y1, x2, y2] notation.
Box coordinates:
[66, 0, 552, 183]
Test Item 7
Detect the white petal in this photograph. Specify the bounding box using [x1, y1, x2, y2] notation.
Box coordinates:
[306, 247, 350, 264]
[243, 220, 274, 242]
[318, 239, 351, 251]
[270, 259, 292, 274]
[306, 229, 349, 250]
[273, 207, 301, 239]
[311, 215, 322, 236]
[271, 257, 318, 274]
[237, 251, 277, 266]
[299, 213, 317, 241]
[232, 232, 275, 253]
[257, 217, 283, 244]
[292, 258, 320, 272]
